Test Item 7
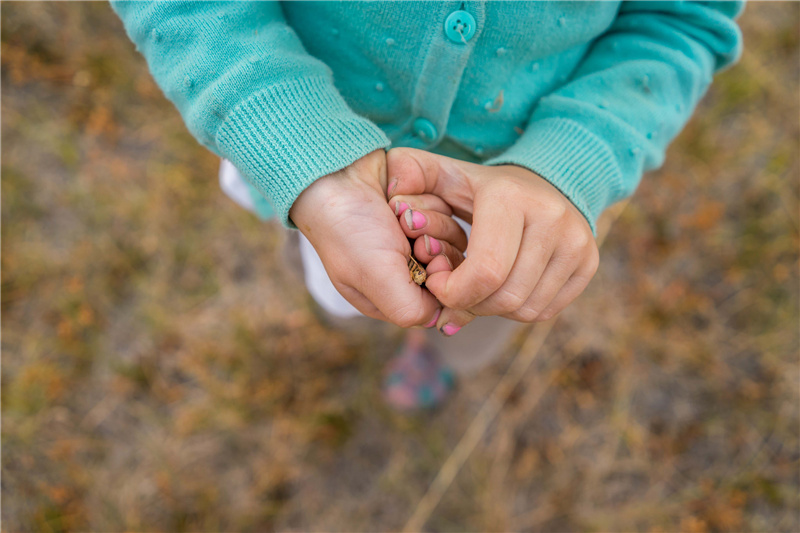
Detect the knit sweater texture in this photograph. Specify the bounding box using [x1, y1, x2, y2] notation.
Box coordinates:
[111, 1, 744, 232]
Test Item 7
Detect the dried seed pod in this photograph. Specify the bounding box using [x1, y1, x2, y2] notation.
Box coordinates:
[408, 254, 427, 286]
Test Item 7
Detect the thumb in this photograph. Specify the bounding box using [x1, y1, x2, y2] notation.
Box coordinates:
[356, 249, 443, 329]
[386, 148, 474, 220]
[427, 187, 524, 310]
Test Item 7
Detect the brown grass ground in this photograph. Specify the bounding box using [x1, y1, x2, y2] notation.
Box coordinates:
[2, 3, 798, 532]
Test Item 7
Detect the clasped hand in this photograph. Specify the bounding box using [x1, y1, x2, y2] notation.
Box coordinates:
[289, 148, 599, 334]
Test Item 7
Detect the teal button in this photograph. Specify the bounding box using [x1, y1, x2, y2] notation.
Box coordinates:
[444, 10, 476, 44]
[413, 117, 438, 142]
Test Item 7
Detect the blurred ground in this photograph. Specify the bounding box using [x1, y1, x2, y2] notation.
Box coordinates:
[2, 3, 798, 532]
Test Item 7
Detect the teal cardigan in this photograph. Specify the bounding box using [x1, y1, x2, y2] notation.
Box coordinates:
[111, 1, 743, 232]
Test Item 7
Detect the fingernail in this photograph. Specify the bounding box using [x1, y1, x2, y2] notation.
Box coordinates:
[424, 308, 441, 328]
[404, 209, 427, 231]
[395, 201, 410, 216]
[441, 323, 461, 336]
[444, 254, 454, 270]
[425, 235, 442, 255]
[387, 179, 398, 197]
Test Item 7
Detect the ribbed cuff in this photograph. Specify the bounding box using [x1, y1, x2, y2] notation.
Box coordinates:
[484, 118, 623, 234]
[215, 76, 390, 227]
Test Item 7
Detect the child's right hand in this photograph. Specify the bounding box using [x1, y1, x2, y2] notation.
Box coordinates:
[289, 150, 442, 328]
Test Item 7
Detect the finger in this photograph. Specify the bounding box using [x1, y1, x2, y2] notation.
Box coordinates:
[386, 148, 442, 197]
[437, 306, 476, 336]
[426, 254, 454, 276]
[326, 220, 444, 329]
[389, 193, 453, 217]
[423, 256, 478, 334]
[431, 189, 524, 310]
[401, 208, 469, 251]
[386, 148, 473, 219]
[534, 248, 599, 322]
[426, 252, 475, 336]
[503, 251, 579, 323]
[353, 250, 444, 329]
[468, 228, 554, 317]
[413, 235, 465, 269]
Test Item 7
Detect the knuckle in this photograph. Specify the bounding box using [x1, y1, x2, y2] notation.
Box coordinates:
[559, 245, 582, 265]
[538, 197, 568, 222]
[568, 226, 592, 249]
[501, 179, 526, 199]
[475, 266, 504, 294]
[493, 287, 528, 313]
[561, 231, 593, 262]
[536, 308, 557, 322]
[550, 253, 578, 276]
[474, 258, 506, 290]
[514, 305, 541, 323]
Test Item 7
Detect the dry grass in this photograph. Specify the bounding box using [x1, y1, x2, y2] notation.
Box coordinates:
[2, 3, 798, 532]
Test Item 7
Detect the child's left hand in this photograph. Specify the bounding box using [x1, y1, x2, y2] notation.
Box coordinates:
[386, 147, 599, 333]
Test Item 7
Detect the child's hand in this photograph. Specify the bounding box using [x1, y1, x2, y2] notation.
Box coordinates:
[386, 148, 599, 331]
[289, 150, 441, 328]
[387, 194, 468, 273]
[385, 194, 470, 334]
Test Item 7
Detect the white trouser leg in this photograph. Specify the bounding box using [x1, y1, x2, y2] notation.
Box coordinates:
[296, 234, 362, 318]
[219, 159, 256, 211]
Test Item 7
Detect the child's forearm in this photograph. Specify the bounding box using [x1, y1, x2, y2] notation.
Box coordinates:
[110, 1, 389, 227]
[485, 1, 744, 233]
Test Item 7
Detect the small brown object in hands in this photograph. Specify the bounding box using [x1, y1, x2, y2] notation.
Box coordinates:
[408, 254, 427, 285]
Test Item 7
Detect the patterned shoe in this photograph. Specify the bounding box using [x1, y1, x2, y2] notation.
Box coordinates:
[383, 331, 455, 410]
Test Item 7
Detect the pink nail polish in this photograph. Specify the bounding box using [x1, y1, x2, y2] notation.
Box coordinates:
[441, 323, 461, 336]
[412, 211, 427, 230]
[387, 179, 398, 197]
[395, 201, 410, 216]
[425, 235, 442, 255]
[424, 308, 441, 328]
[405, 209, 426, 230]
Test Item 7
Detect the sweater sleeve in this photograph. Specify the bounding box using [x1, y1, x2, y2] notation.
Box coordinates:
[110, 1, 390, 226]
[484, 1, 744, 233]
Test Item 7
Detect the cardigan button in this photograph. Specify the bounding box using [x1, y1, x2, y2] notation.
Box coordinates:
[444, 10, 476, 44]
[412, 118, 438, 143]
